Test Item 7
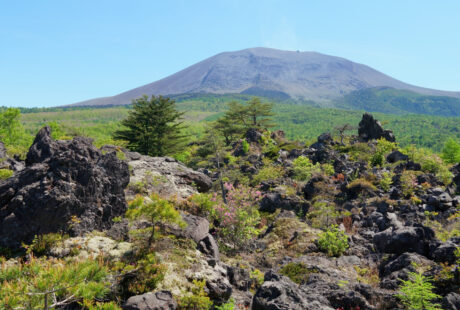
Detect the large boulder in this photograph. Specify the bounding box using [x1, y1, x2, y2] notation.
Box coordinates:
[123, 291, 177, 310]
[358, 113, 395, 142]
[373, 226, 434, 255]
[127, 156, 212, 199]
[0, 127, 130, 248]
[252, 271, 334, 310]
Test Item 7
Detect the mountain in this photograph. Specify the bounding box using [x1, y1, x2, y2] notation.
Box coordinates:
[334, 87, 460, 116]
[72, 47, 460, 108]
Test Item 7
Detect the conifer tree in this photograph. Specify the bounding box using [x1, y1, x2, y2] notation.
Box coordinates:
[113, 95, 186, 156]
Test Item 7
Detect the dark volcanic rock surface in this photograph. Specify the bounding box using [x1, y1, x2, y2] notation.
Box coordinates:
[358, 113, 395, 142]
[0, 126, 130, 248]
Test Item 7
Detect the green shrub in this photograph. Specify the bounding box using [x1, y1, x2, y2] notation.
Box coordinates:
[0, 168, 13, 180]
[242, 139, 250, 154]
[279, 262, 318, 284]
[252, 163, 284, 185]
[126, 194, 186, 249]
[317, 225, 349, 257]
[397, 270, 442, 310]
[0, 257, 111, 309]
[379, 171, 394, 192]
[210, 183, 262, 253]
[307, 201, 343, 229]
[215, 299, 235, 310]
[178, 279, 212, 310]
[24, 232, 69, 256]
[441, 138, 460, 164]
[292, 156, 321, 181]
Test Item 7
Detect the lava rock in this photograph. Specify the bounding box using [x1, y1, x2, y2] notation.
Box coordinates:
[373, 226, 434, 255]
[123, 291, 177, 310]
[252, 271, 334, 310]
[197, 234, 220, 261]
[433, 241, 458, 264]
[386, 150, 408, 163]
[183, 214, 210, 243]
[358, 113, 395, 142]
[443, 292, 460, 310]
[206, 276, 232, 304]
[259, 191, 309, 214]
[0, 126, 130, 248]
[245, 128, 264, 143]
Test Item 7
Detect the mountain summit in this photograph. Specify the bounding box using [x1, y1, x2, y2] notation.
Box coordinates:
[73, 47, 460, 106]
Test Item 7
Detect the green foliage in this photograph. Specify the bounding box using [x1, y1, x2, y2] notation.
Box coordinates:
[209, 183, 262, 252]
[114, 95, 187, 156]
[280, 262, 318, 284]
[178, 279, 212, 310]
[250, 269, 265, 288]
[24, 233, 69, 256]
[251, 163, 284, 185]
[370, 138, 397, 167]
[126, 194, 186, 248]
[317, 225, 349, 257]
[400, 170, 420, 197]
[242, 139, 250, 154]
[0, 168, 13, 180]
[115, 252, 166, 296]
[441, 138, 460, 164]
[307, 201, 344, 229]
[292, 156, 321, 181]
[0, 108, 32, 157]
[379, 171, 394, 192]
[214, 299, 235, 310]
[0, 257, 110, 309]
[397, 270, 442, 310]
[335, 86, 460, 117]
[402, 145, 452, 184]
[48, 121, 72, 140]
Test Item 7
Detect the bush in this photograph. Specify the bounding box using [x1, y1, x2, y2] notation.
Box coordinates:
[379, 171, 394, 192]
[369, 138, 396, 167]
[178, 279, 212, 310]
[24, 232, 69, 256]
[210, 183, 262, 252]
[397, 270, 442, 310]
[242, 139, 250, 154]
[317, 225, 349, 257]
[0, 168, 13, 180]
[292, 156, 321, 181]
[279, 262, 318, 284]
[251, 163, 284, 185]
[307, 201, 343, 229]
[126, 194, 186, 249]
[0, 257, 111, 309]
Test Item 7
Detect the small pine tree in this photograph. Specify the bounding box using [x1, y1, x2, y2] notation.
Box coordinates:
[113, 95, 187, 156]
[126, 194, 186, 248]
[245, 97, 275, 128]
[397, 270, 442, 310]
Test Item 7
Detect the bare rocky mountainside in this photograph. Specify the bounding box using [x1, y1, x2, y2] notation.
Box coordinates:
[73, 47, 460, 107]
[1, 114, 460, 309]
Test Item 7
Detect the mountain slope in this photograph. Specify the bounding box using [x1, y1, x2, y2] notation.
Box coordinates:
[334, 87, 460, 116]
[72, 47, 460, 107]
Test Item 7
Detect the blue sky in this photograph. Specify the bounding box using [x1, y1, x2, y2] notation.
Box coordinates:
[1, 0, 459, 107]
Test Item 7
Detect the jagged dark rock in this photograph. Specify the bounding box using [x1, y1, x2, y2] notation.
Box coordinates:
[245, 128, 264, 143]
[386, 150, 409, 163]
[358, 113, 395, 142]
[259, 191, 309, 214]
[443, 292, 460, 310]
[0, 126, 130, 248]
[373, 226, 434, 255]
[122, 291, 177, 310]
[252, 271, 334, 310]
